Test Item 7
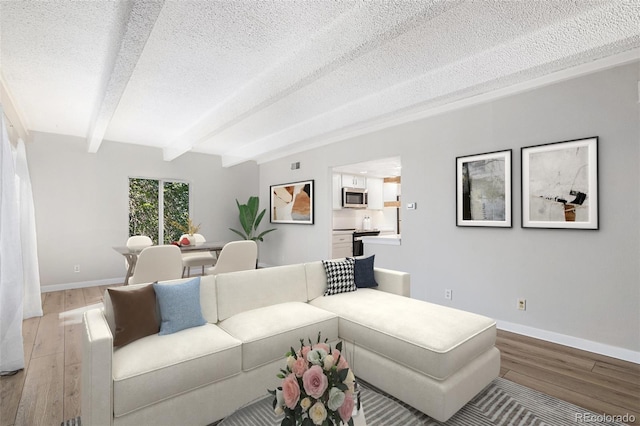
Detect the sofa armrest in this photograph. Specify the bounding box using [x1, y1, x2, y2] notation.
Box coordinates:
[82, 307, 113, 426]
[373, 268, 410, 297]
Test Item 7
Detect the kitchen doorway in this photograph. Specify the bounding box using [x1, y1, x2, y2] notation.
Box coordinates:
[331, 157, 401, 258]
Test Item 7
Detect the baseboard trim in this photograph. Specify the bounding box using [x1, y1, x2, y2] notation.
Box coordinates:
[497, 320, 640, 364]
[40, 277, 124, 293]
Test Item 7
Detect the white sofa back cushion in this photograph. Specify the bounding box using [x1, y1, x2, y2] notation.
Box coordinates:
[199, 275, 219, 322]
[216, 264, 307, 321]
[103, 275, 218, 335]
[304, 261, 329, 300]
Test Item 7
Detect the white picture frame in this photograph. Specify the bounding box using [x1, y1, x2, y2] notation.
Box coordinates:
[521, 137, 598, 229]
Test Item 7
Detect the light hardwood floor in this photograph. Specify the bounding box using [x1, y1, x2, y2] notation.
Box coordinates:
[1, 288, 639, 426]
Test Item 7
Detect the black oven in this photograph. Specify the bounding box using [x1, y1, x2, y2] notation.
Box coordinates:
[352, 230, 380, 256]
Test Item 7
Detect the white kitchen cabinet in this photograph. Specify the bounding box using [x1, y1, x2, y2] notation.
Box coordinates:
[341, 174, 366, 189]
[332, 173, 343, 210]
[332, 233, 352, 258]
[383, 182, 398, 201]
[366, 177, 383, 210]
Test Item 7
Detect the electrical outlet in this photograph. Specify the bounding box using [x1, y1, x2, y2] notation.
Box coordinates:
[517, 298, 526, 311]
[444, 289, 452, 300]
[74, 264, 80, 273]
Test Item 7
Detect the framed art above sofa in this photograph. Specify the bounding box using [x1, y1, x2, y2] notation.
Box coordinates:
[521, 137, 598, 230]
[456, 149, 512, 228]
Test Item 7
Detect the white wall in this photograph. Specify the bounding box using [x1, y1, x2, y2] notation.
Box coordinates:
[26, 132, 258, 288]
[258, 63, 640, 356]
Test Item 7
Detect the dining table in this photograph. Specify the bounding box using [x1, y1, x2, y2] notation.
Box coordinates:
[113, 241, 227, 285]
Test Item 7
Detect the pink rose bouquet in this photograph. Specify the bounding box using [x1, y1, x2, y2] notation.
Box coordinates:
[270, 333, 356, 426]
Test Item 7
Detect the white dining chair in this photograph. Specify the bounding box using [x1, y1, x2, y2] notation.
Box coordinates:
[126, 235, 153, 249]
[205, 240, 257, 276]
[128, 245, 183, 285]
[180, 233, 217, 277]
[124, 235, 153, 271]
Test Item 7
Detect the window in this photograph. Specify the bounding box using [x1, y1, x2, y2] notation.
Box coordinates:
[129, 178, 190, 244]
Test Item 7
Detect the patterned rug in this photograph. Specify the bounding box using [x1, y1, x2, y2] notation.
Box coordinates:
[62, 378, 628, 426]
[216, 378, 627, 426]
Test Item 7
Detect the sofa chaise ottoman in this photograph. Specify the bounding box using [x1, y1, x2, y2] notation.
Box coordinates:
[82, 260, 499, 425]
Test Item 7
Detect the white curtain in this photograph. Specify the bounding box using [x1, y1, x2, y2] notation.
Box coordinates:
[13, 139, 43, 319]
[0, 106, 25, 373]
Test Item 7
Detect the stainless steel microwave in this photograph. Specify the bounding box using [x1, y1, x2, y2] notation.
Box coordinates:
[342, 187, 368, 208]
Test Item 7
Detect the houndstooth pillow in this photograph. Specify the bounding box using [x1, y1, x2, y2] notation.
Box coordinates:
[322, 258, 356, 296]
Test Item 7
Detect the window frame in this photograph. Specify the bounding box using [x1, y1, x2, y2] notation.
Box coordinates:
[128, 176, 192, 244]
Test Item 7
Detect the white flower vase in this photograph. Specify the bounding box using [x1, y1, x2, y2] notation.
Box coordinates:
[186, 235, 197, 245]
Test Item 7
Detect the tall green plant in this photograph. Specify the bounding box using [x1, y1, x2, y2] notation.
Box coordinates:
[229, 196, 276, 241]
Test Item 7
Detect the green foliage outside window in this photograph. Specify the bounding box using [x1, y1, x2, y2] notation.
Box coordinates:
[163, 181, 190, 244]
[129, 178, 159, 244]
[129, 178, 190, 244]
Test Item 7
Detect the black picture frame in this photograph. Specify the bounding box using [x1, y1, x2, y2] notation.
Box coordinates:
[270, 180, 314, 225]
[456, 149, 512, 227]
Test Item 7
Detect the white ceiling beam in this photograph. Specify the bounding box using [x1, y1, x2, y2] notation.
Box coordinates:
[219, 48, 640, 168]
[87, 0, 164, 153]
[171, 0, 457, 163]
[219, 2, 640, 167]
[162, 140, 191, 162]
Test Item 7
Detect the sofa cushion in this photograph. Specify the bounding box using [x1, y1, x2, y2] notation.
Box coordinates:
[154, 277, 206, 335]
[353, 255, 378, 288]
[305, 261, 409, 299]
[103, 275, 218, 335]
[322, 258, 356, 295]
[216, 264, 308, 321]
[107, 284, 159, 347]
[112, 323, 242, 417]
[218, 301, 339, 371]
[197, 275, 218, 323]
[305, 261, 329, 300]
[309, 289, 496, 381]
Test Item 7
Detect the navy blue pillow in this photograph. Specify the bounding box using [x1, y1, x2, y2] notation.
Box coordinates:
[353, 255, 378, 288]
[153, 277, 206, 335]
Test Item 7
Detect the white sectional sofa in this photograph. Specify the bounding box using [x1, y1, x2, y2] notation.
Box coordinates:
[82, 261, 500, 426]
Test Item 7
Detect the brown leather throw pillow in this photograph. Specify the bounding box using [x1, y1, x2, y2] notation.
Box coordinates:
[108, 284, 159, 347]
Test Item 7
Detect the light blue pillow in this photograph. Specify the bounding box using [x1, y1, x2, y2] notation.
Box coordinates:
[153, 277, 206, 335]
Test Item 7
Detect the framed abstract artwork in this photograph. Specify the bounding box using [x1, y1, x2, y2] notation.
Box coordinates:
[270, 180, 314, 224]
[456, 149, 512, 227]
[521, 137, 598, 229]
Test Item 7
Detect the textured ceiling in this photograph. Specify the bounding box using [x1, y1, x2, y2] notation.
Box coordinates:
[1, 1, 639, 166]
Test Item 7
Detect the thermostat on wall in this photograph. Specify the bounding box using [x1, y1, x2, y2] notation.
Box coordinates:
[406, 202, 417, 210]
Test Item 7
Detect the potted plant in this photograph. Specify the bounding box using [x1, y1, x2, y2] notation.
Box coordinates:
[230, 196, 276, 241]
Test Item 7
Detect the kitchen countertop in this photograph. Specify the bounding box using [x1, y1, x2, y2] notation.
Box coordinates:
[361, 234, 401, 245]
[332, 229, 355, 235]
[332, 229, 381, 234]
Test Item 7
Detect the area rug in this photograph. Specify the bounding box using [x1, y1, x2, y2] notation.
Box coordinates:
[215, 378, 627, 426]
[62, 378, 628, 426]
